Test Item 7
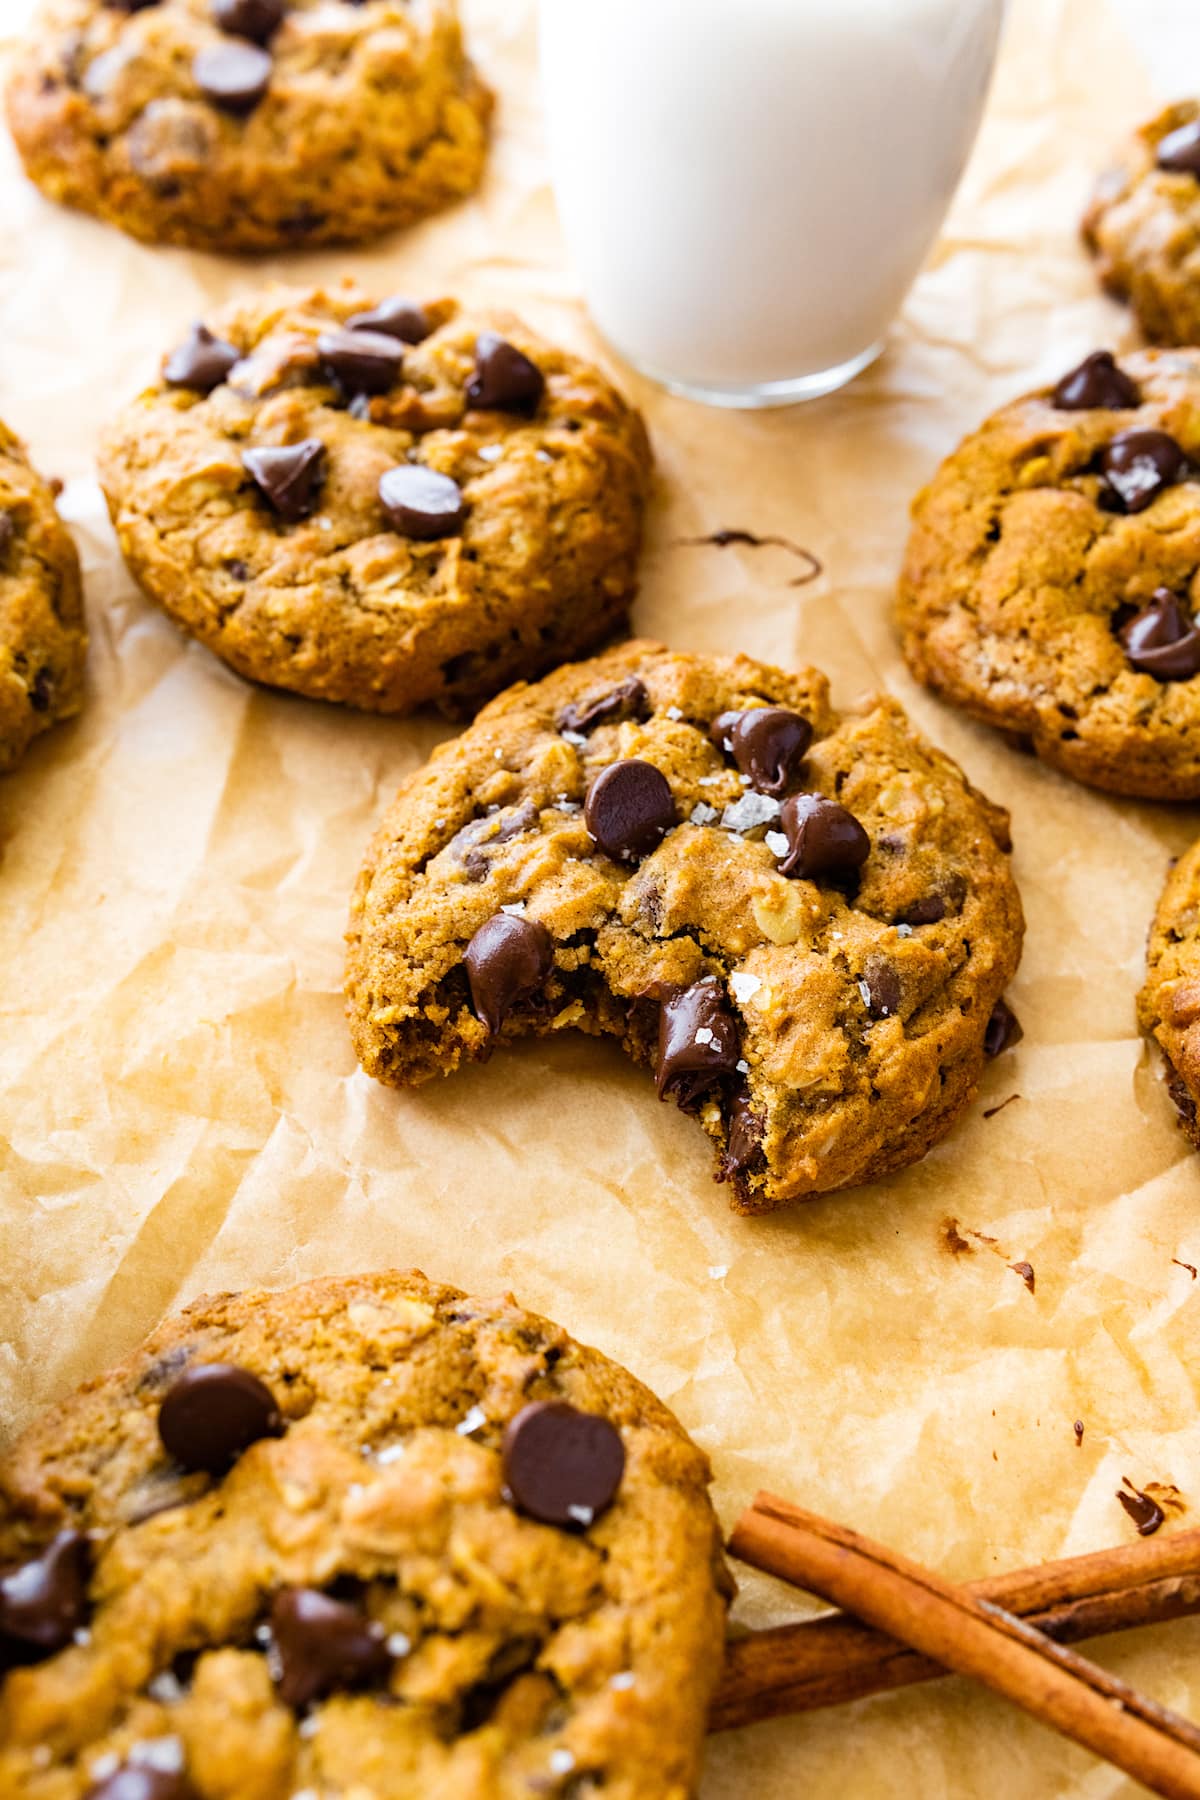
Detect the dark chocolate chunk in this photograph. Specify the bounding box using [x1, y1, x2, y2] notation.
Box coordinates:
[454, 799, 538, 881]
[776, 794, 870, 881]
[1119, 587, 1200, 680]
[345, 296, 432, 344]
[242, 440, 325, 521]
[861, 958, 900, 1019]
[501, 1401, 625, 1529]
[269, 1587, 392, 1709]
[1051, 350, 1140, 412]
[656, 978, 741, 1110]
[1117, 1478, 1165, 1538]
[727, 707, 812, 795]
[723, 1089, 764, 1174]
[558, 676, 651, 735]
[463, 913, 554, 1034]
[584, 759, 677, 862]
[1100, 428, 1188, 513]
[899, 895, 947, 926]
[193, 41, 271, 113]
[708, 709, 743, 752]
[378, 465, 465, 539]
[1157, 118, 1200, 177]
[163, 323, 240, 395]
[29, 668, 53, 713]
[316, 327, 404, 396]
[0, 1530, 91, 1665]
[157, 1362, 283, 1473]
[212, 0, 283, 41]
[983, 996, 1023, 1058]
[84, 1766, 193, 1800]
[466, 332, 545, 415]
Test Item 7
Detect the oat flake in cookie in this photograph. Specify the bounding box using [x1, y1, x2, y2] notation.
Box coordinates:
[1139, 838, 1200, 1150]
[4, 0, 491, 252]
[898, 347, 1200, 799]
[0, 1271, 729, 1799]
[97, 287, 652, 717]
[0, 421, 86, 774]
[346, 641, 1024, 1212]
[1083, 102, 1200, 346]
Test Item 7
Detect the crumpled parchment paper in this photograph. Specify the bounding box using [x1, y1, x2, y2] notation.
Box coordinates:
[1, 0, 1199, 1793]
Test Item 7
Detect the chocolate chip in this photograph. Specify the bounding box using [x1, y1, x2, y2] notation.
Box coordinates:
[584, 760, 677, 862]
[84, 1766, 193, 1800]
[0, 510, 12, 556]
[776, 794, 870, 881]
[900, 895, 946, 926]
[1100, 429, 1188, 513]
[1119, 587, 1200, 680]
[378, 465, 465, 540]
[725, 707, 813, 794]
[463, 913, 554, 1034]
[163, 322, 240, 395]
[1157, 118, 1200, 177]
[861, 957, 900, 1019]
[193, 41, 271, 113]
[708, 710, 743, 752]
[984, 996, 1023, 1059]
[102, 0, 161, 10]
[269, 1587, 391, 1709]
[212, 0, 283, 42]
[345, 296, 432, 344]
[501, 1401, 625, 1529]
[656, 978, 741, 1110]
[558, 676, 651, 735]
[1052, 350, 1140, 412]
[723, 1089, 764, 1174]
[29, 668, 53, 712]
[466, 333, 545, 415]
[157, 1363, 283, 1473]
[0, 1531, 91, 1665]
[316, 327, 404, 396]
[242, 440, 325, 522]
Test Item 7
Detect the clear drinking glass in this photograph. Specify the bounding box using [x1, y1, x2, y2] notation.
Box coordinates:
[539, 0, 1006, 408]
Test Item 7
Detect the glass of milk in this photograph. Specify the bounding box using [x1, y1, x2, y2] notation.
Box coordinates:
[539, 0, 1006, 408]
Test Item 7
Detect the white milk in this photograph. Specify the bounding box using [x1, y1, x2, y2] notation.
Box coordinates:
[539, 0, 1006, 406]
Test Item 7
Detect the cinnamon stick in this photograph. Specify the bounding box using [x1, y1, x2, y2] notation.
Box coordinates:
[726, 1492, 1200, 1800]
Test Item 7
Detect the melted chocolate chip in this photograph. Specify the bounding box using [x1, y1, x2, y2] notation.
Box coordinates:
[584, 760, 677, 862]
[501, 1401, 625, 1529]
[861, 958, 900, 1019]
[899, 895, 946, 926]
[1100, 429, 1188, 513]
[163, 323, 240, 394]
[316, 327, 404, 396]
[1051, 350, 1140, 412]
[212, 0, 283, 40]
[726, 707, 812, 795]
[378, 465, 465, 539]
[1157, 118, 1200, 177]
[983, 996, 1023, 1058]
[346, 297, 432, 344]
[157, 1363, 283, 1473]
[193, 41, 271, 113]
[1117, 1478, 1165, 1538]
[656, 978, 741, 1110]
[1119, 587, 1200, 680]
[84, 1766, 193, 1800]
[269, 1587, 391, 1709]
[708, 710, 743, 752]
[0, 1531, 91, 1665]
[242, 440, 325, 521]
[723, 1089, 764, 1174]
[455, 799, 538, 880]
[776, 794, 870, 881]
[558, 676, 651, 735]
[466, 333, 545, 415]
[463, 914, 554, 1034]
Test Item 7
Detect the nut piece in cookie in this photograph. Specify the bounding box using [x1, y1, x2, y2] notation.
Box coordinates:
[1083, 102, 1200, 346]
[898, 347, 1200, 799]
[0, 1271, 729, 1799]
[98, 286, 653, 719]
[346, 641, 1024, 1212]
[1139, 837, 1200, 1149]
[0, 421, 86, 774]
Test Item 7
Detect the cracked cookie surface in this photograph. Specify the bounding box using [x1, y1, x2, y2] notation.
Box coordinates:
[97, 286, 651, 717]
[1083, 102, 1200, 346]
[346, 642, 1023, 1212]
[0, 421, 86, 774]
[5, 0, 491, 252]
[1140, 837, 1200, 1151]
[898, 347, 1200, 799]
[0, 1269, 729, 1800]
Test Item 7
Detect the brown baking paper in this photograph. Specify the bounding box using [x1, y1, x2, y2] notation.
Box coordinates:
[2, 0, 1199, 1792]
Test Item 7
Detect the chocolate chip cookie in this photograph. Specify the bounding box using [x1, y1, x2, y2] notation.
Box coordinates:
[0, 421, 86, 774]
[346, 642, 1024, 1213]
[1083, 103, 1200, 346]
[0, 1269, 729, 1799]
[1139, 838, 1200, 1150]
[5, 0, 491, 252]
[898, 347, 1200, 799]
[97, 287, 652, 717]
